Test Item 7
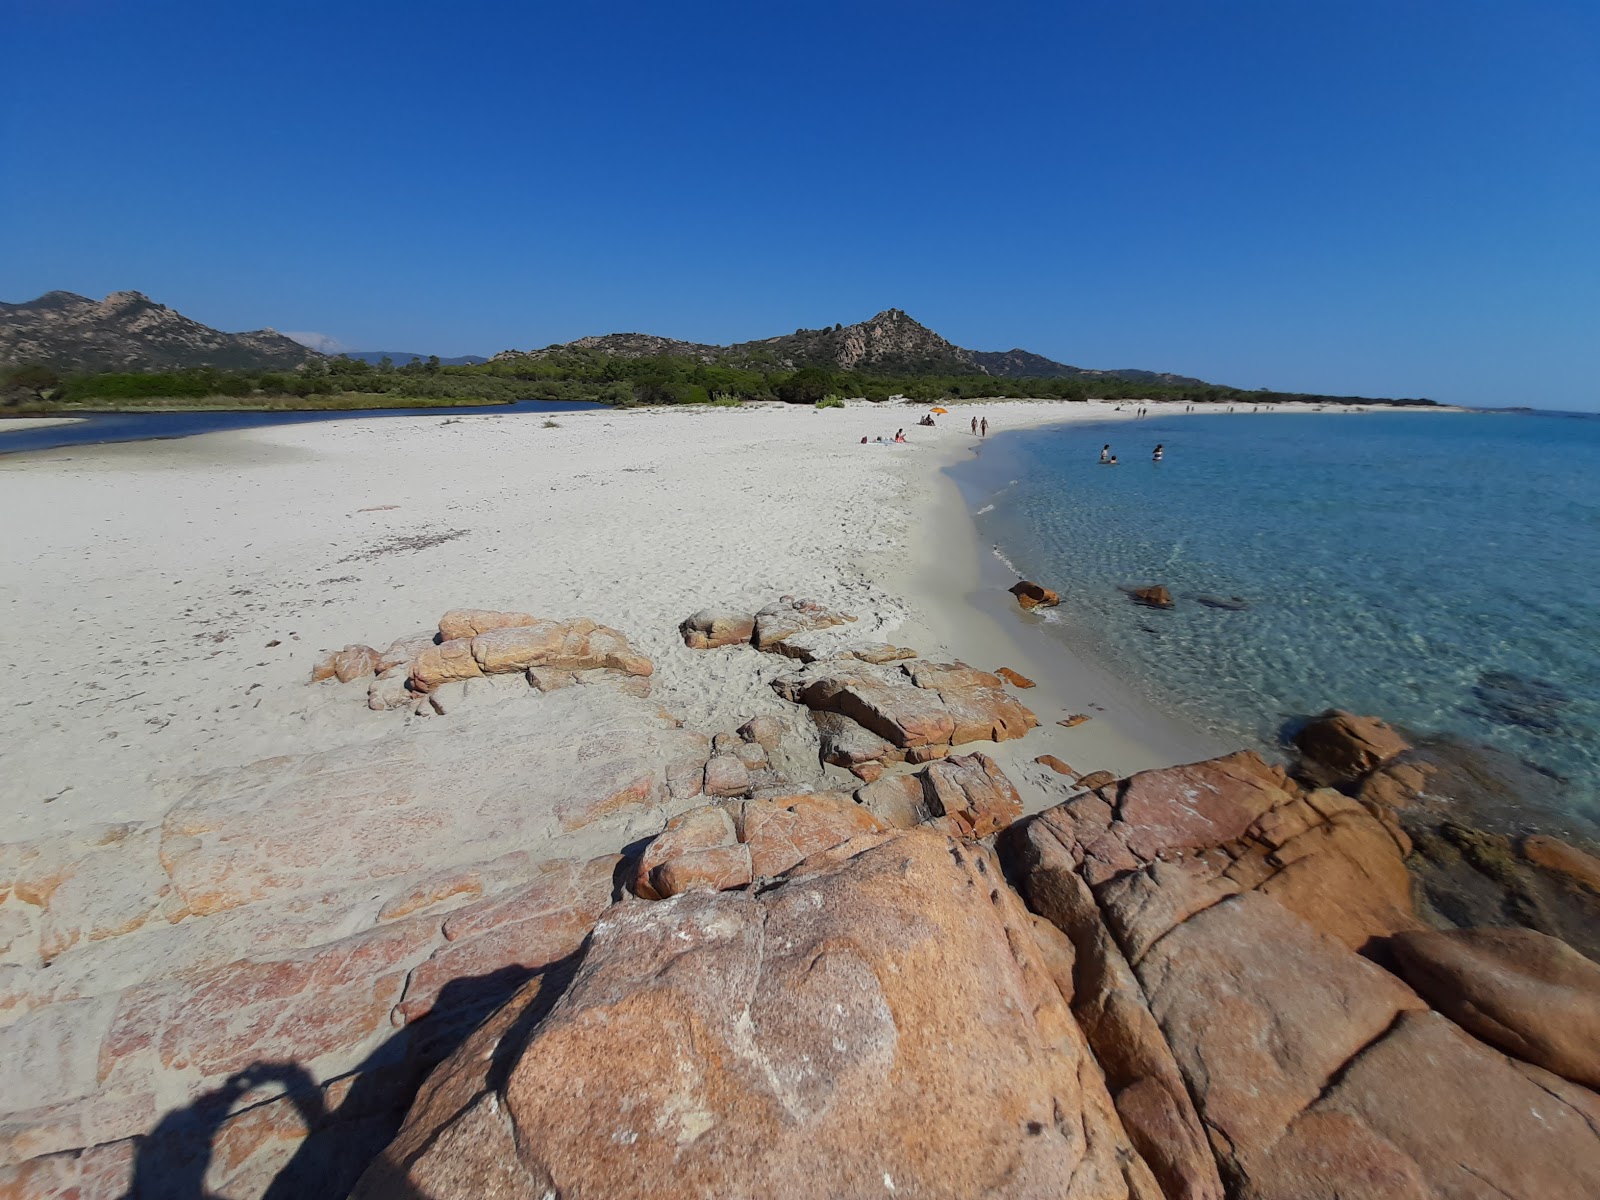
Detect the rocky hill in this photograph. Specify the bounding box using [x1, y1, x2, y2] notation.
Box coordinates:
[498, 308, 1208, 384]
[0, 291, 317, 371]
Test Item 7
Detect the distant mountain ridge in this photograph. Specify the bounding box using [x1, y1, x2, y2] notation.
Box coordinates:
[341, 351, 488, 367]
[1, 291, 1206, 386]
[497, 308, 1207, 385]
[0, 291, 314, 371]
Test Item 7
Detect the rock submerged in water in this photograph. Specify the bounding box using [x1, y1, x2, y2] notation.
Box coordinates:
[1009, 580, 1060, 609]
[1469, 668, 1571, 734]
[1194, 594, 1249, 611]
[1127, 585, 1175, 610]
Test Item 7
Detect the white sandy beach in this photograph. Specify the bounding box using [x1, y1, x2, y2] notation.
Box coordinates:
[0, 396, 1434, 838]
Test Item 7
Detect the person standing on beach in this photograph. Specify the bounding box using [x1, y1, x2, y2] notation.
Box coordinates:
[981, 417, 989, 438]
[971, 416, 977, 434]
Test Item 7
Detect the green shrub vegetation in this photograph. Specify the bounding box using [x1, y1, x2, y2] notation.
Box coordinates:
[0, 350, 1434, 414]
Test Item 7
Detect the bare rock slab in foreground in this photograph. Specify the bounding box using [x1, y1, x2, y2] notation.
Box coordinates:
[354, 830, 1162, 1200]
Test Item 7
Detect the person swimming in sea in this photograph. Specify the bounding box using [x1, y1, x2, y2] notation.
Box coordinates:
[1152, 443, 1164, 462]
[1105, 455, 1119, 465]
[1099, 444, 1111, 463]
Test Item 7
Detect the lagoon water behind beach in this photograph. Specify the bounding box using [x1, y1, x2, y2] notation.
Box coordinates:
[955, 409, 1600, 813]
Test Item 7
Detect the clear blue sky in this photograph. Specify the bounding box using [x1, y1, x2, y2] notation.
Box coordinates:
[3, 1, 1596, 408]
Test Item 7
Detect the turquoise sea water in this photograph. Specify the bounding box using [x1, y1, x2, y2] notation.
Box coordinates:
[955, 410, 1600, 814]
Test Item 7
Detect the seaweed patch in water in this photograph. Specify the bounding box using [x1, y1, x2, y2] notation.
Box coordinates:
[1467, 670, 1570, 736]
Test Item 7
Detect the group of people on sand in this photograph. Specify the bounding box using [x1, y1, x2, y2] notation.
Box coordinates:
[1098, 443, 1163, 465]
[860, 412, 992, 445]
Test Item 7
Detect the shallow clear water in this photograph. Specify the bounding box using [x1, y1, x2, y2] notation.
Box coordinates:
[0, 399, 610, 455]
[955, 410, 1600, 814]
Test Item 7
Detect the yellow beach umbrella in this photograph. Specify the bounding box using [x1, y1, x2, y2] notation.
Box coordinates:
[931, 407, 949, 414]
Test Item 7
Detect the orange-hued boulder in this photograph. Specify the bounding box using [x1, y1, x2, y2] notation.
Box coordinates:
[922, 753, 1023, 838]
[752, 596, 854, 650]
[353, 831, 1160, 1200]
[1292, 709, 1411, 787]
[701, 754, 751, 798]
[1391, 926, 1600, 1089]
[738, 792, 887, 879]
[408, 638, 482, 692]
[996, 666, 1037, 687]
[775, 657, 1036, 751]
[436, 608, 538, 641]
[1036, 754, 1075, 776]
[312, 643, 381, 683]
[1003, 815, 1224, 1200]
[679, 608, 756, 649]
[907, 661, 1039, 744]
[633, 806, 740, 900]
[1076, 770, 1118, 791]
[649, 844, 754, 899]
[853, 773, 933, 829]
[1009, 580, 1060, 609]
[1001, 748, 1600, 1200]
[1523, 833, 1600, 893]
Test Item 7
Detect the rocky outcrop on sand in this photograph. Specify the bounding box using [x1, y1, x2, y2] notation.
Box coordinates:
[632, 751, 1024, 900]
[310, 608, 654, 714]
[773, 655, 1039, 751]
[680, 595, 857, 659]
[352, 830, 1162, 1200]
